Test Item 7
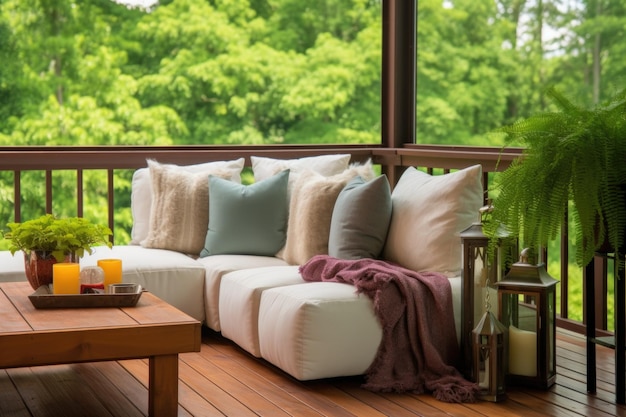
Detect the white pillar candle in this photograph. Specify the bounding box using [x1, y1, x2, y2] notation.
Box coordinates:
[509, 325, 537, 377]
[479, 359, 490, 389]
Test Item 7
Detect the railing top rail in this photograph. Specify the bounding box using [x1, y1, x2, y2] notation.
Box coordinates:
[0, 145, 380, 170]
[0, 144, 522, 172]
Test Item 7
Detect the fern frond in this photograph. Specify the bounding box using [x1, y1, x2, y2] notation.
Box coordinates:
[490, 86, 626, 267]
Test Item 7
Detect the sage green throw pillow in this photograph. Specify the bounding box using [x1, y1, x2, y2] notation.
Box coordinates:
[200, 169, 290, 257]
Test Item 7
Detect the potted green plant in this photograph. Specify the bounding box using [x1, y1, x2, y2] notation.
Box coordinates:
[4, 214, 113, 289]
[487, 86, 626, 267]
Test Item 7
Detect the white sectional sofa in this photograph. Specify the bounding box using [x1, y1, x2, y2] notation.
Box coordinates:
[0, 154, 484, 386]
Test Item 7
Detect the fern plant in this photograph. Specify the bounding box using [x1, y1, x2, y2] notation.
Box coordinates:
[488, 87, 626, 267]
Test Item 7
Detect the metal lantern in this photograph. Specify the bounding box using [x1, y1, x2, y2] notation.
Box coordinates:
[496, 248, 558, 389]
[473, 310, 508, 402]
[460, 205, 514, 379]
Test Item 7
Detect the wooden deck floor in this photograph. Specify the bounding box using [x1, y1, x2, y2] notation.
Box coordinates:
[1, 328, 626, 417]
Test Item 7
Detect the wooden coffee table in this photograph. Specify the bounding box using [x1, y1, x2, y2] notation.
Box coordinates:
[0, 281, 201, 417]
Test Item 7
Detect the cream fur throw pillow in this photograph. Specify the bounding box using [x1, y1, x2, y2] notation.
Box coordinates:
[130, 158, 244, 244]
[140, 159, 233, 255]
[281, 161, 376, 265]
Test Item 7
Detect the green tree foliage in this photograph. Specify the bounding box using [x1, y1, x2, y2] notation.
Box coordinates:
[1, 0, 625, 247]
[130, 0, 381, 145]
[417, 0, 518, 145]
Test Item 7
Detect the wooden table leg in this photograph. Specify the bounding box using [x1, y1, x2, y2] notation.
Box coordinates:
[149, 354, 179, 417]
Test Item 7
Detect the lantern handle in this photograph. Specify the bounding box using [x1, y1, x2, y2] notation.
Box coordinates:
[519, 248, 531, 264]
[479, 202, 494, 223]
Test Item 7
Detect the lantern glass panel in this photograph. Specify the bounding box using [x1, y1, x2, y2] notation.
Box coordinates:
[468, 246, 500, 327]
[500, 291, 539, 378]
[472, 311, 507, 402]
[478, 334, 490, 389]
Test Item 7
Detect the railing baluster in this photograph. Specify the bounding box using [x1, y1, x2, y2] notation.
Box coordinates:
[13, 170, 21, 223]
[45, 170, 52, 214]
[560, 210, 569, 319]
[595, 255, 608, 330]
[77, 169, 84, 218]
[107, 169, 115, 244]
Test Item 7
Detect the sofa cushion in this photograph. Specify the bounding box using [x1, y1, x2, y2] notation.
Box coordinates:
[258, 282, 383, 380]
[200, 170, 289, 257]
[196, 254, 289, 331]
[219, 265, 303, 357]
[382, 165, 483, 276]
[328, 175, 392, 259]
[0, 250, 28, 283]
[140, 159, 235, 255]
[80, 245, 206, 322]
[130, 158, 244, 244]
[281, 162, 376, 265]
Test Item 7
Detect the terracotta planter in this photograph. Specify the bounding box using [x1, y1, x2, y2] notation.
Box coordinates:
[24, 250, 77, 291]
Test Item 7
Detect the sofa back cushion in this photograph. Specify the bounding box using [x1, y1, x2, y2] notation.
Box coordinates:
[382, 165, 483, 276]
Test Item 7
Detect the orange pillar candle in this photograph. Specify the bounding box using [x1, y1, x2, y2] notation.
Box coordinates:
[52, 263, 81, 294]
[98, 258, 123, 290]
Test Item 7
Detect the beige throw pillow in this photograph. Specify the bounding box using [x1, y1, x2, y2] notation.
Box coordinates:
[140, 160, 233, 255]
[281, 161, 376, 265]
[382, 165, 484, 276]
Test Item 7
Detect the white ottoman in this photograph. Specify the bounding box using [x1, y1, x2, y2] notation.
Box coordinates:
[258, 282, 383, 381]
[219, 265, 304, 357]
[196, 254, 289, 331]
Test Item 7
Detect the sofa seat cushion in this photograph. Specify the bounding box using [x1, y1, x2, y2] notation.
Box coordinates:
[257, 282, 383, 381]
[219, 265, 304, 357]
[196, 254, 289, 331]
[0, 250, 28, 283]
[81, 245, 206, 323]
[258, 275, 463, 381]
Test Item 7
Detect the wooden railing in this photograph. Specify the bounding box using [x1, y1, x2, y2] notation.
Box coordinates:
[0, 144, 607, 337]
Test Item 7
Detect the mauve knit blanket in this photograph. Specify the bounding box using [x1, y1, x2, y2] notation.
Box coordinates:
[299, 255, 478, 403]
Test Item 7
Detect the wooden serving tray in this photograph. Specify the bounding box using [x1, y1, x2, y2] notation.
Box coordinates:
[28, 284, 143, 309]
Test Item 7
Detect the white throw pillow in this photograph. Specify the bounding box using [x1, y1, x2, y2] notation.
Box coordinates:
[130, 158, 244, 244]
[382, 165, 483, 276]
[281, 161, 376, 265]
[251, 154, 351, 199]
[251, 154, 351, 180]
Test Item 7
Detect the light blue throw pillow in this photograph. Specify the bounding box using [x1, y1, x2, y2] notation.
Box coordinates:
[200, 170, 290, 257]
